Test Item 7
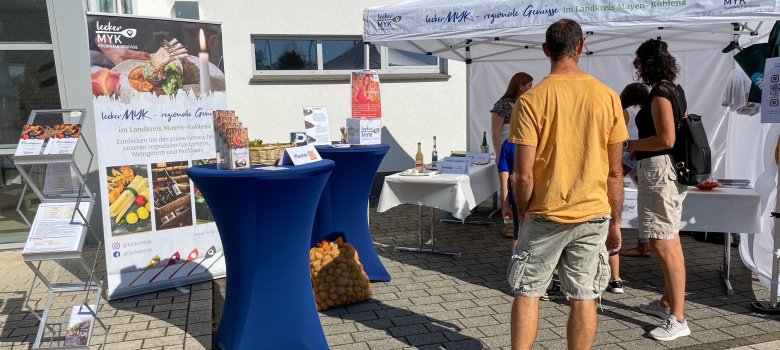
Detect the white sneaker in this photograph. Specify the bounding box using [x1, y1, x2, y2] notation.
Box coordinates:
[639, 300, 670, 319]
[649, 315, 691, 341]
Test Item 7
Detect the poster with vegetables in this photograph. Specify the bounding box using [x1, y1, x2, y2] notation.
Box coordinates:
[86, 14, 226, 299]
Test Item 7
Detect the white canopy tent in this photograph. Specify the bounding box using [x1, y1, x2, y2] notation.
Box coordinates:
[364, 0, 780, 300]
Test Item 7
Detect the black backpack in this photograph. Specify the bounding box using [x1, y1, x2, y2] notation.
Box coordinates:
[662, 83, 712, 186]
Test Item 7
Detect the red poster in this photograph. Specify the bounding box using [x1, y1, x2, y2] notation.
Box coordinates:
[351, 71, 382, 119]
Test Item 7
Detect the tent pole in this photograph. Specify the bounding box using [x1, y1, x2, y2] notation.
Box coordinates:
[466, 60, 471, 153]
[752, 148, 780, 314]
[364, 43, 370, 70]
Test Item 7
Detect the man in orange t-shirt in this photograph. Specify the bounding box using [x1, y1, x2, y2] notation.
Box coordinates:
[507, 19, 627, 350]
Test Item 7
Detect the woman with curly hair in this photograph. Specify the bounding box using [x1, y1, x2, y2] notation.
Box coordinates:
[623, 39, 690, 341]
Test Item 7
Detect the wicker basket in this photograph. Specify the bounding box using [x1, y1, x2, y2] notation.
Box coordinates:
[250, 143, 295, 165]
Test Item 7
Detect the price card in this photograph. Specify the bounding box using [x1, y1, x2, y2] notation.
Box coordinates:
[281, 144, 322, 165]
[438, 157, 469, 174]
[466, 152, 490, 165]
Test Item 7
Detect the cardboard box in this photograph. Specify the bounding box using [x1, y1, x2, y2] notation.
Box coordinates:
[346, 118, 381, 145]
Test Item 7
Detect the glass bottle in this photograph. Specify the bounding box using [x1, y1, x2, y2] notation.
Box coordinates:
[480, 131, 489, 154]
[431, 136, 438, 170]
[415, 142, 424, 172]
[165, 169, 182, 196]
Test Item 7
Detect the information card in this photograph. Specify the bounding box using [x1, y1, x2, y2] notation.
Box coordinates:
[23, 201, 90, 255]
[303, 106, 331, 145]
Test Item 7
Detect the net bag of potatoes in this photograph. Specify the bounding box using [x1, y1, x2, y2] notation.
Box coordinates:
[310, 237, 372, 311]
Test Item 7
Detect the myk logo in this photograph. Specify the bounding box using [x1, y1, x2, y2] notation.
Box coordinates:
[426, 10, 474, 24]
[377, 13, 402, 29]
[95, 21, 137, 45]
[724, 0, 747, 5]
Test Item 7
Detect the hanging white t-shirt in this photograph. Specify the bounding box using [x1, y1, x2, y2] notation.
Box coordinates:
[722, 65, 760, 115]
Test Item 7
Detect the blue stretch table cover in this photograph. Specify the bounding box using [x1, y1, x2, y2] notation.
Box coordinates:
[313, 144, 390, 281]
[188, 161, 334, 350]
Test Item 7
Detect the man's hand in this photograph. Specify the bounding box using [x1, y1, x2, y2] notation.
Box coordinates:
[606, 221, 622, 252]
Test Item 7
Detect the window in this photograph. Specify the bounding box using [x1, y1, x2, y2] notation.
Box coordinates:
[88, 0, 133, 14]
[0, 0, 63, 246]
[251, 36, 445, 80]
[172, 1, 199, 20]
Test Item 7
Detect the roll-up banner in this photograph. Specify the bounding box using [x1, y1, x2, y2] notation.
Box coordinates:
[86, 13, 226, 299]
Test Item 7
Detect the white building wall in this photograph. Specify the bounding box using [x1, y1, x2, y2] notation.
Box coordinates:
[135, 0, 467, 172]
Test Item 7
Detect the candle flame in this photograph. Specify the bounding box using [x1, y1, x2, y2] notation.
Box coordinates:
[199, 28, 206, 51]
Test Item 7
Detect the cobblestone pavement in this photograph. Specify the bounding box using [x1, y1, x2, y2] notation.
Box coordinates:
[0, 202, 779, 349]
[308, 204, 780, 350]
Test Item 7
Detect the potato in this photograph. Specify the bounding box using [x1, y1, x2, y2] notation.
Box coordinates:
[309, 238, 372, 311]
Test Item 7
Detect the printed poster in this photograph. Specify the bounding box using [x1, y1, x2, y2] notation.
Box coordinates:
[351, 71, 382, 119]
[86, 13, 225, 299]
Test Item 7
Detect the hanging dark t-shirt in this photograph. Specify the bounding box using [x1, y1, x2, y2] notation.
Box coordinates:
[634, 82, 687, 161]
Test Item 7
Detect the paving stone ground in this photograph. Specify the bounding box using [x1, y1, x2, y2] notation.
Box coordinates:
[0, 201, 779, 349]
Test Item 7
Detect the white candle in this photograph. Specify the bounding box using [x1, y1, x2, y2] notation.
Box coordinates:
[198, 29, 211, 97]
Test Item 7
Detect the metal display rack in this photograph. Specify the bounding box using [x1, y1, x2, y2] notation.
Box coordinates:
[13, 109, 107, 349]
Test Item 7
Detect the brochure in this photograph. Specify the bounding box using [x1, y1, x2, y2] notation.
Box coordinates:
[303, 107, 331, 145]
[23, 202, 90, 255]
[43, 124, 81, 155]
[14, 124, 48, 156]
[64, 305, 96, 346]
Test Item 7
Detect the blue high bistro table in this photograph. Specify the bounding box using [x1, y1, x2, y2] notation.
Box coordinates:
[312, 144, 390, 281]
[188, 161, 334, 350]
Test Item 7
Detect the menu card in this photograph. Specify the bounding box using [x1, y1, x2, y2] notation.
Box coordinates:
[303, 106, 331, 146]
[43, 124, 81, 155]
[15, 124, 48, 156]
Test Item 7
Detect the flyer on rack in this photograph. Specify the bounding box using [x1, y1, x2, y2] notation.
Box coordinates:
[14, 124, 47, 156]
[43, 124, 81, 155]
[351, 71, 382, 119]
[23, 201, 91, 255]
[86, 13, 226, 299]
[64, 305, 96, 346]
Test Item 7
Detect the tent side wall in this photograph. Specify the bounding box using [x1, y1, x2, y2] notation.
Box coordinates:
[468, 48, 734, 178]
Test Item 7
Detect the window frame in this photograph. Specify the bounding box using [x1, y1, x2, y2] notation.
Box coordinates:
[250, 34, 447, 81]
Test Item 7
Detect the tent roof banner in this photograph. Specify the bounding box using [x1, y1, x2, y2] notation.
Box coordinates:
[364, 0, 780, 61]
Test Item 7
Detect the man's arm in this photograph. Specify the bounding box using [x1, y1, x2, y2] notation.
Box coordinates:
[606, 142, 624, 248]
[512, 145, 536, 221]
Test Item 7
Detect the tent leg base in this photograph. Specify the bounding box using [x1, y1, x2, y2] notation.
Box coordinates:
[750, 301, 780, 314]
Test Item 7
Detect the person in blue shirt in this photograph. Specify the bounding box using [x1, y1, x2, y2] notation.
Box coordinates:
[498, 138, 518, 244]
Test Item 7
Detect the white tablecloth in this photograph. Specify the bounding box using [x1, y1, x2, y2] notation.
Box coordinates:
[622, 186, 761, 233]
[377, 164, 499, 220]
